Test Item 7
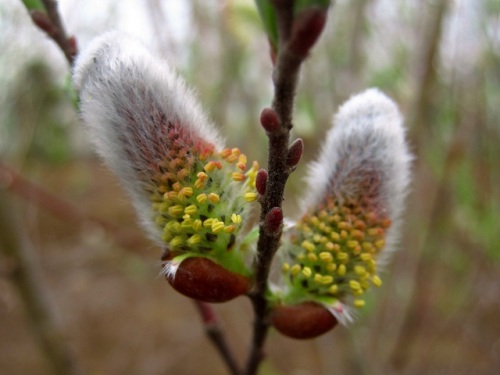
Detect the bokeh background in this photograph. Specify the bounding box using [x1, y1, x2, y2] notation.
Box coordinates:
[1, 0, 499, 374]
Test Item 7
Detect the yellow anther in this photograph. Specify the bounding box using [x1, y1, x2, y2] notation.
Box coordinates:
[170, 236, 184, 247]
[302, 267, 312, 278]
[354, 299, 365, 308]
[362, 242, 375, 252]
[282, 263, 290, 272]
[349, 280, 361, 291]
[212, 220, 225, 233]
[313, 234, 322, 243]
[192, 219, 203, 231]
[194, 179, 205, 189]
[181, 219, 193, 230]
[340, 230, 348, 239]
[236, 162, 246, 171]
[337, 252, 349, 261]
[372, 275, 383, 287]
[232, 172, 245, 182]
[328, 284, 338, 294]
[290, 264, 301, 276]
[368, 227, 383, 236]
[381, 218, 392, 228]
[172, 182, 182, 192]
[330, 232, 340, 242]
[325, 242, 335, 251]
[337, 264, 346, 276]
[208, 193, 220, 203]
[197, 171, 208, 180]
[231, 148, 241, 156]
[203, 218, 215, 228]
[307, 253, 318, 262]
[320, 275, 333, 285]
[166, 191, 178, 201]
[231, 214, 242, 224]
[360, 253, 372, 261]
[297, 253, 306, 261]
[220, 148, 232, 158]
[238, 154, 247, 165]
[354, 265, 366, 275]
[347, 240, 359, 249]
[354, 220, 367, 230]
[180, 187, 193, 197]
[338, 221, 351, 230]
[375, 239, 385, 249]
[157, 185, 168, 194]
[314, 273, 323, 284]
[224, 225, 236, 233]
[326, 263, 337, 272]
[196, 194, 208, 204]
[330, 214, 341, 223]
[168, 205, 184, 216]
[204, 161, 217, 172]
[187, 234, 201, 245]
[177, 168, 190, 180]
[244, 192, 258, 202]
[319, 252, 333, 262]
[184, 205, 197, 215]
[301, 240, 315, 252]
[351, 230, 365, 240]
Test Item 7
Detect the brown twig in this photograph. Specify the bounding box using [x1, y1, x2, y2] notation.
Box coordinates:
[28, 0, 77, 66]
[0, 188, 85, 375]
[0, 161, 145, 251]
[244, 2, 329, 374]
[193, 301, 241, 375]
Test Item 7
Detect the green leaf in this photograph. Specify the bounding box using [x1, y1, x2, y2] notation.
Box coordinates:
[21, 0, 45, 11]
[294, 0, 331, 14]
[254, 0, 279, 49]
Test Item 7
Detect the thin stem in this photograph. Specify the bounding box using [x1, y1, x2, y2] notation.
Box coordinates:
[35, 0, 76, 66]
[244, 3, 308, 375]
[193, 301, 241, 375]
[0, 188, 85, 375]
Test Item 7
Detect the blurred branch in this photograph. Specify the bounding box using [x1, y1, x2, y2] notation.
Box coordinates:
[0, 161, 145, 252]
[0, 188, 85, 375]
[193, 301, 241, 375]
[26, 0, 77, 66]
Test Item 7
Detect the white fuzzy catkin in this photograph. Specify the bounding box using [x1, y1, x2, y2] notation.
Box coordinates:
[73, 31, 224, 242]
[302, 88, 412, 261]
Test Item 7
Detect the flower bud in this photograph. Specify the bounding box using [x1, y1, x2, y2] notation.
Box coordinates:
[288, 7, 328, 58]
[286, 138, 304, 168]
[271, 302, 338, 339]
[256, 169, 268, 196]
[260, 107, 280, 133]
[74, 32, 259, 302]
[276, 89, 412, 325]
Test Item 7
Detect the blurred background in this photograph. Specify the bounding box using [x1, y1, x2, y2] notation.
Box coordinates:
[0, 0, 499, 374]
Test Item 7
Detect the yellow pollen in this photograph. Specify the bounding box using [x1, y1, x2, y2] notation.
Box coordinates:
[328, 284, 338, 294]
[204, 161, 217, 172]
[349, 280, 361, 291]
[337, 252, 349, 261]
[354, 265, 366, 275]
[301, 240, 315, 252]
[319, 252, 333, 262]
[326, 263, 337, 272]
[238, 154, 247, 164]
[307, 253, 318, 262]
[244, 192, 258, 202]
[372, 275, 383, 287]
[360, 253, 372, 261]
[196, 194, 208, 204]
[194, 179, 205, 189]
[337, 264, 346, 276]
[330, 232, 340, 241]
[192, 219, 203, 231]
[212, 220, 225, 233]
[224, 225, 236, 233]
[362, 242, 375, 252]
[168, 205, 184, 216]
[231, 214, 242, 224]
[314, 273, 323, 283]
[188, 234, 201, 245]
[282, 263, 290, 272]
[351, 230, 365, 239]
[170, 236, 184, 247]
[208, 193, 220, 203]
[290, 264, 301, 276]
[184, 205, 197, 215]
[232, 172, 245, 182]
[180, 187, 193, 197]
[197, 171, 208, 180]
[302, 267, 312, 278]
[347, 240, 359, 249]
[203, 218, 215, 228]
[354, 299, 365, 308]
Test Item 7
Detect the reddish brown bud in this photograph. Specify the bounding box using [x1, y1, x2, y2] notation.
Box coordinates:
[166, 257, 251, 303]
[287, 138, 304, 168]
[30, 10, 56, 36]
[289, 7, 328, 58]
[260, 107, 280, 133]
[271, 302, 338, 339]
[256, 169, 268, 195]
[68, 36, 78, 57]
[264, 207, 283, 235]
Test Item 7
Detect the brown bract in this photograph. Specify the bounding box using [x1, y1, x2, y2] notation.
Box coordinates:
[166, 257, 251, 303]
[271, 301, 338, 339]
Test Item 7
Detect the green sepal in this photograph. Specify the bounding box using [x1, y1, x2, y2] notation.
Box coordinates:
[254, 0, 279, 50]
[22, 0, 45, 11]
